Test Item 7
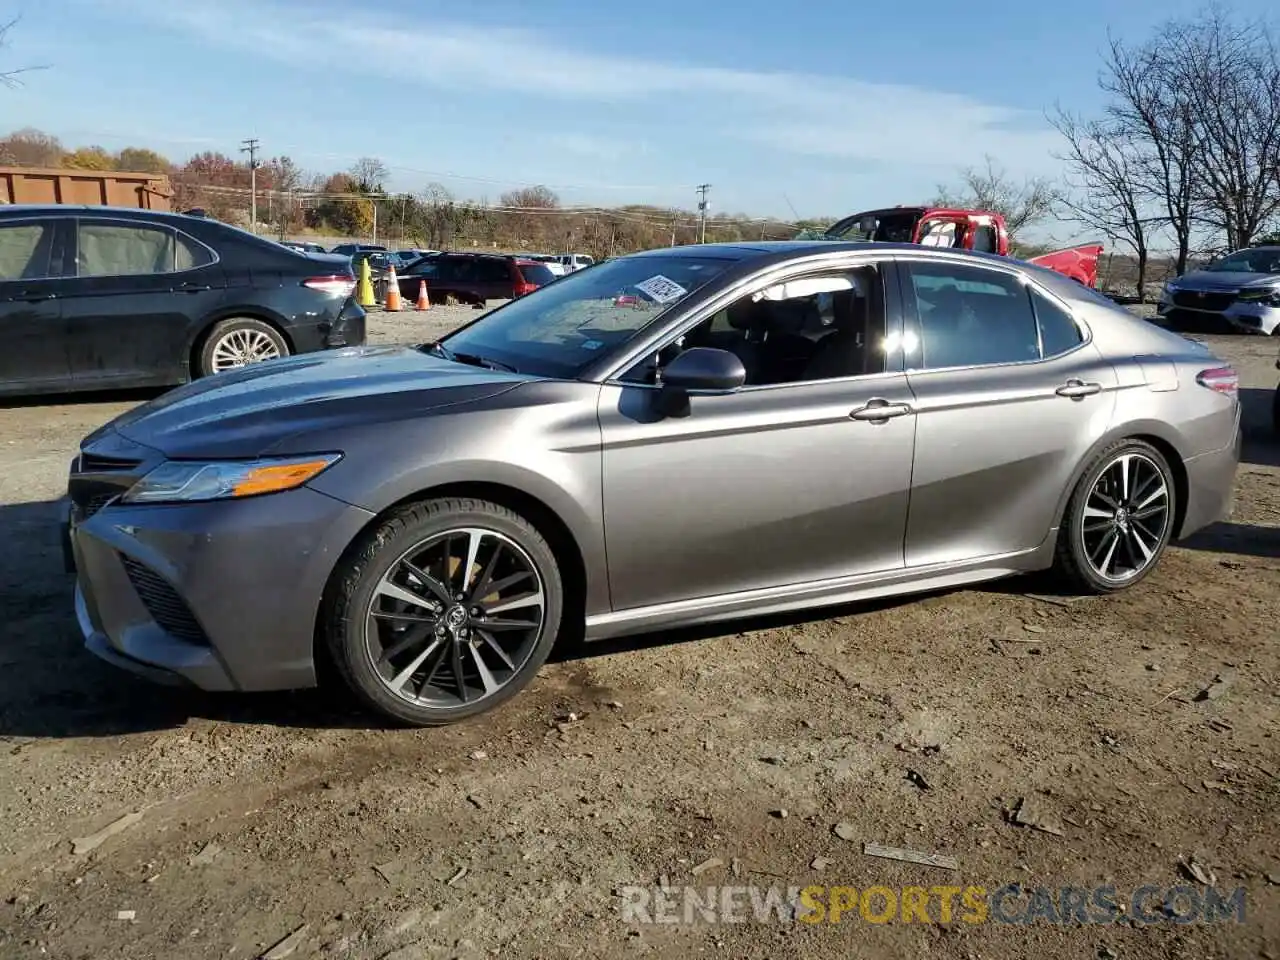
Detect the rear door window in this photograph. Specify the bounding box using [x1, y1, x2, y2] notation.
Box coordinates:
[0, 221, 58, 280]
[76, 222, 181, 277]
[479, 259, 512, 283]
[904, 261, 1042, 368]
[518, 263, 557, 285]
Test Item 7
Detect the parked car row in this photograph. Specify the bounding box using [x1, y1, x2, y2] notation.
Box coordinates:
[0, 205, 366, 396]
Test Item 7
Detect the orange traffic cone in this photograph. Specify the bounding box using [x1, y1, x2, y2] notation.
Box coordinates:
[384, 265, 403, 312]
[415, 279, 431, 311]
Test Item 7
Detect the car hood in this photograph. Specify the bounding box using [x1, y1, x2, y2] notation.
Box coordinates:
[1173, 270, 1280, 290]
[97, 345, 529, 460]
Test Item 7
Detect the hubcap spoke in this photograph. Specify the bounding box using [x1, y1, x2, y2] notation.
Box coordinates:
[376, 577, 436, 612]
[364, 526, 547, 710]
[389, 636, 444, 690]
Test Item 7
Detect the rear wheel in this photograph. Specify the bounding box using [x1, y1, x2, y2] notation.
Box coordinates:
[198, 318, 288, 377]
[323, 498, 563, 726]
[1053, 439, 1177, 593]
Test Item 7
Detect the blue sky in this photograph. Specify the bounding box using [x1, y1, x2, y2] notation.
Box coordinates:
[4, 0, 1277, 235]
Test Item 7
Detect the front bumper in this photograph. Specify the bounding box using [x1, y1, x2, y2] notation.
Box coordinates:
[1157, 294, 1280, 334]
[70, 486, 374, 692]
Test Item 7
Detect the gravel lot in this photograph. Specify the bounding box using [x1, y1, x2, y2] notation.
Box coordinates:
[0, 304, 1277, 960]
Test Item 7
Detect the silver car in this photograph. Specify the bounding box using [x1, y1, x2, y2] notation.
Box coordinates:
[65, 242, 1242, 726]
[1158, 246, 1280, 335]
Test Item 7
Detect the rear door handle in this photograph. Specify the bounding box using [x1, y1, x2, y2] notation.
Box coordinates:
[176, 282, 213, 293]
[850, 399, 913, 421]
[18, 289, 55, 302]
[1056, 379, 1102, 399]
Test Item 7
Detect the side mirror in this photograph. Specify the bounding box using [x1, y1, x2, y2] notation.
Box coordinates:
[660, 347, 746, 393]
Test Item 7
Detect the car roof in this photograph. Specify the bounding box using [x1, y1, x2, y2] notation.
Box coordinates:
[0, 204, 215, 226]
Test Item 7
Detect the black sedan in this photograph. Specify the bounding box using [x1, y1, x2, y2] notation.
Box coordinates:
[0, 205, 366, 397]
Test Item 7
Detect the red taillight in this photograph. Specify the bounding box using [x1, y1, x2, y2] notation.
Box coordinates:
[303, 275, 357, 298]
[1196, 365, 1238, 396]
[514, 280, 538, 297]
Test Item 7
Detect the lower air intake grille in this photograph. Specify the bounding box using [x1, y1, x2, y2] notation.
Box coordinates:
[121, 556, 209, 645]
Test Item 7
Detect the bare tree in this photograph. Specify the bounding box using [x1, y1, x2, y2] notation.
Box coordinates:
[498, 185, 560, 209]
[0, 17, 44, 89]
[932, 154, 1056, 241]
[1052, 109, 1158, 299]
[1163, 8, 1280, 249]
[349, 157, 389, 194]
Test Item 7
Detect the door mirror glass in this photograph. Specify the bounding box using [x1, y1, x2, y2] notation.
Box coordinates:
[660, 347, 746, 392]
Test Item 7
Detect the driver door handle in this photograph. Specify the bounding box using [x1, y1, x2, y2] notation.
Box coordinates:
[1056, 379, 1102, 399]
[850, 399, 913, 421]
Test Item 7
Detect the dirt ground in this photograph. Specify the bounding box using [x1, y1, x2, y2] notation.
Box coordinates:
[0, 305, 1277, 960]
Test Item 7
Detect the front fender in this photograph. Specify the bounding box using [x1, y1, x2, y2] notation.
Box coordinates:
[304, 383, 610, 615]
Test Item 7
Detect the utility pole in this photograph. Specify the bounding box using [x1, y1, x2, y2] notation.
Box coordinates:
[696, 184, 711, 244]
[240, 138, 260, 233]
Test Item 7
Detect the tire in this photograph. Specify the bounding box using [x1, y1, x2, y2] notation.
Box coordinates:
[322, 497, 564, 727]
[1053, 439, 1177, 594]
[198, 318, 289, 377]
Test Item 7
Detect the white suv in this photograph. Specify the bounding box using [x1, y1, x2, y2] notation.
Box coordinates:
[556, 253, 595, 273]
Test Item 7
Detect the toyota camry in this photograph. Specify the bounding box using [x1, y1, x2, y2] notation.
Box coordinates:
[64, 241, 1241, 726]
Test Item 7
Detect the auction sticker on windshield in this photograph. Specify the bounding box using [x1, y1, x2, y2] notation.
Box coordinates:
[635, 274, 689, 305]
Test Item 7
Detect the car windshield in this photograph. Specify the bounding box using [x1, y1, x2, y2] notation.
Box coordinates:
[823, 211, 921, 243]
[1206, 248, 1280, 274]
[438, 254, 739, 378]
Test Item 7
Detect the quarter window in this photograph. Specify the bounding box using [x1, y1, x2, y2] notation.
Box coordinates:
[1030, 288, 1083, 357]
[904, 262, 1041, 369]
[0, 222, 56, 281]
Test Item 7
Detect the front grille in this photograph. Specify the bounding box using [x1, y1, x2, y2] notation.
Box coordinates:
[82, 491, 118, 520]
[121, 555, 209, 645]
[78, 452, 142, 472]
[1172, 290, 1236, 311]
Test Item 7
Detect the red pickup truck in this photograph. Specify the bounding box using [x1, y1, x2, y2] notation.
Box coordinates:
[817, 206, 1104, 287]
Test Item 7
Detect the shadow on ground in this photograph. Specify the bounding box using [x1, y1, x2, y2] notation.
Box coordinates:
[0, 387, 166, 411]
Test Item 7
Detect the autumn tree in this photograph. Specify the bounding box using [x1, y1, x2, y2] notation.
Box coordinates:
[64, 146, 115, 170]
[0, 126, 63, 166]
[115, 146, 171, 173]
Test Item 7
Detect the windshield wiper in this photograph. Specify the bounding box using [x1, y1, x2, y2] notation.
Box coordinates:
[455, 353, 518, 373]
[421, 341, 517, 373]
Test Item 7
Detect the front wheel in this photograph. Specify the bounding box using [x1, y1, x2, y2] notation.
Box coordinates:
[1053, 439, 1177, 593]
[322, 498, 564, 726]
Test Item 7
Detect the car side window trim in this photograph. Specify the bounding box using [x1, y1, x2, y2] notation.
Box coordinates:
[594, 252, 907, 383]
[603, 255, 907, 391]
[0, 216, 70, 282]
[893, 253, 1092, 374]
[69, 216, 220, 279]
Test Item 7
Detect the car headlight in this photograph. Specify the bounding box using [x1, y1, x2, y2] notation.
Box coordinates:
[121, 453, 342, 504]
[1237, 287, 1280, 307]
[1162, 281, 1178, 296]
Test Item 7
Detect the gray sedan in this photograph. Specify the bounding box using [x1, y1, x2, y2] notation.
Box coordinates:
[1158, 245, 1280, 335]
[65, 241, 1242, 726]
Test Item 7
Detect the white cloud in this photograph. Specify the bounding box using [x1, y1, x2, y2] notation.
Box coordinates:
[83, 0, 1062, 176]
